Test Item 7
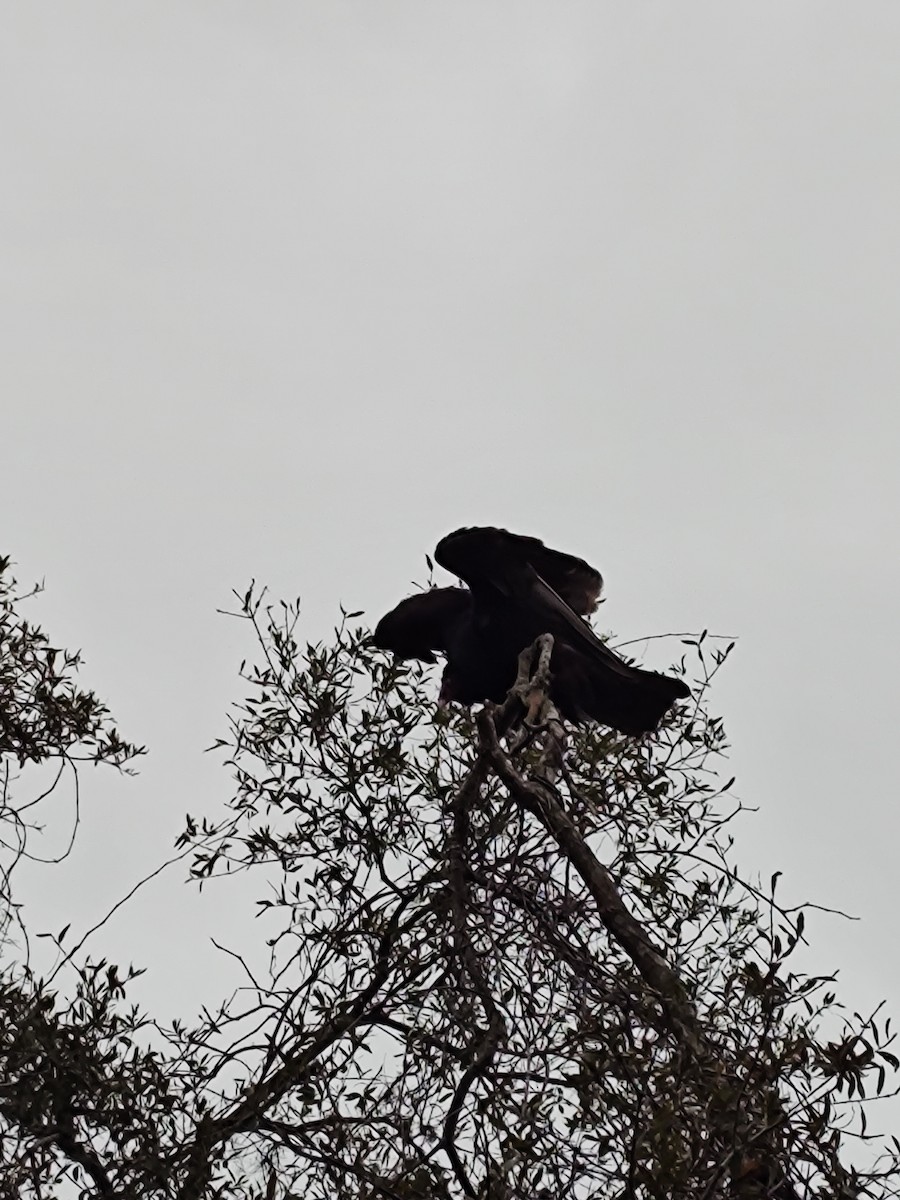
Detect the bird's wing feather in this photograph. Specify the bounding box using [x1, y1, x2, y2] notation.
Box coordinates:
[435, 527, 602, 614]
[372, 587, 471, 663]
[520, 569, 642, 681]
[435, 526, 688, 697]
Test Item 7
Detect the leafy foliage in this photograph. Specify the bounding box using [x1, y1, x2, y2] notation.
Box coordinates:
[0, 557, 140, 769]
[0, 556, 144, 947]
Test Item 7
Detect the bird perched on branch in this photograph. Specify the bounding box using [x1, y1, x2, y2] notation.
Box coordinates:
[372, 527, 689, 735]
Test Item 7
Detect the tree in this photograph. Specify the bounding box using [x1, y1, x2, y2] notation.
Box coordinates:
[1, 557, 898, 1198]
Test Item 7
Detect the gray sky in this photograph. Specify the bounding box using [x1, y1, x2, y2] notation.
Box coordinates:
[3, 2, 899, 1067]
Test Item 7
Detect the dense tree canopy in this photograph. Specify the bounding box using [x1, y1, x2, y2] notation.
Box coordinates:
[0, 557, 897, 1198]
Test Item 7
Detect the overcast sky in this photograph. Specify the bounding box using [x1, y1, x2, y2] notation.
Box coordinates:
[3, 2, 899, 1085]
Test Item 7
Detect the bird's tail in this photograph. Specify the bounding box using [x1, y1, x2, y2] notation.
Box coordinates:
[553, 643, 689, 735]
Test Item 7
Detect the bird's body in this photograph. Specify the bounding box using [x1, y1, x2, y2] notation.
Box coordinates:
[373, 527, 688, 735]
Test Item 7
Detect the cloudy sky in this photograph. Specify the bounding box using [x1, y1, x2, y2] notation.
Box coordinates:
[3, 1, 899, 1077]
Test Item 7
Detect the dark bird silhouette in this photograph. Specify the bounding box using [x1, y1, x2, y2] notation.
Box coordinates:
[372, 527, 689, 735]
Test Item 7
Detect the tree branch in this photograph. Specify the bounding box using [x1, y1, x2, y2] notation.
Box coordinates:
[478, 636, 797, 1199]
[174, 894, 424, 1199]
[477, 706, 702, 1054]
[441, 750, 507, 1197]
[53, 1124, 115, 1197]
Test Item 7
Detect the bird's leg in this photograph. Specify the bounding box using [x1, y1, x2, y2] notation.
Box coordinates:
[504, 635, 568, 783]
[514, 633, 554, 727]
[504, 636, 550, 751]
[535, 703, 566, 787]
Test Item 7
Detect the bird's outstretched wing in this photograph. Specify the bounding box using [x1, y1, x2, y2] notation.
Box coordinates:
[436, 526, 614, 664]
[435, 526, 603, 614]
[371, 587, 471, 664]
[434, 526, 690, 733]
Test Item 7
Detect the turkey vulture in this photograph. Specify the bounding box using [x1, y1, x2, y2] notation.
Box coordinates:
[372, 527, 689, 735]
